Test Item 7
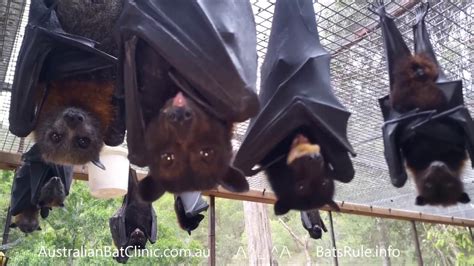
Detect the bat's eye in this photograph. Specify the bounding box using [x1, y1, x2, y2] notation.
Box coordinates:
[77, 137, 91, 149]
[199, 148, 215, 162]
[161, 153, 175, 166]
[49, 133, 63, 143]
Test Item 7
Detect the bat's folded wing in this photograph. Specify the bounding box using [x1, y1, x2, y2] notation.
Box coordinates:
[9, 0, 117, 138]
[234, 58, 355, 183]
[109, 204, 128, 248]
[115, 0, 259, 123]
[380, 80, 472, 187]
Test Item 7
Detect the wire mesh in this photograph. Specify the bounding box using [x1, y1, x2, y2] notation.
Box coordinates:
[0, 0, 473, 219]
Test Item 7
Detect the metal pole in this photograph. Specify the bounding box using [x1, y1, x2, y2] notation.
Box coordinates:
[328, 211, 339, 266]
[208, 196, 216, 266]
[1, 206, 12, 247]
[410, 221, 423, 266]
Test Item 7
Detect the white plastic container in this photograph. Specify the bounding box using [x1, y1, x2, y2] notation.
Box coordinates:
[87, 145, 129, 199]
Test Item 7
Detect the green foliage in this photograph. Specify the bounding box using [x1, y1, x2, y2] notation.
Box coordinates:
[0, 169, 472, 265]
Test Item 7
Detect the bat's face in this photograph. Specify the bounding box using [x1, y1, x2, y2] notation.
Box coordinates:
[308, 226, 323, 239]
[10, 211, 41, 234]
[128, 228, 147, 249]
[273, 135, 338, 215]
[142, 92, 247, 197]
[35, 106, 103, 165]
[38, 176, 66, 208]
[413, 161, 470, 206]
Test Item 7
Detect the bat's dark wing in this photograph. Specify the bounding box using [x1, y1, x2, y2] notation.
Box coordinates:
[174, 192, 208, 235]
[128, 169, 158, 243]
[412, 2, 447, 82]
[109, 204, 128, 248]
[10, 164, 33, 217]
[369, 0, 411, 89]
[301, 210, 325, 239]
[115, 0, 259, 166]
[376, 1, 474, 187]
[9, 0, 121, 143]
[234, 0, 355, 183]
[177, 192, 209, 216]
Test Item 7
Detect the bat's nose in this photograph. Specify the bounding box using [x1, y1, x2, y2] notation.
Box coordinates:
[63, 109, 85, 128]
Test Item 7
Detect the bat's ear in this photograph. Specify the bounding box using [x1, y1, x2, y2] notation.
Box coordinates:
[458, 193, 471, 204]
[9, 223, 17, 228]
[220, 167, 249, 193]
[138, 175, 165, 202]
[415, 196, 426, 206]
[40, 208, 50, 219]
[274, 200, 290, 215]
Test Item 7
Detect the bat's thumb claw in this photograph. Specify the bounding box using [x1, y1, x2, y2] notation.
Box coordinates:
[91, 159, 106, 170]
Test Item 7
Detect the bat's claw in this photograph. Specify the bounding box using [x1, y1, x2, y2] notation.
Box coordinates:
[368, 0, 386, 17]
[414, 1, 430, 25]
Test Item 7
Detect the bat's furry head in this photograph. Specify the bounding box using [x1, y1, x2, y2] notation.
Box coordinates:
[10, 207, 41, 234]
[35, 80, 114, 166]
[402, 128, 470, 206]
[139, 92, 248, 201]
[267, 134, 339, 215]
[127, 228, 147, 249]
[410, 161, 470, 206]
[307, 226, 323, 240]
[37, 176, 66, 209]
[391, 54, 447, 113]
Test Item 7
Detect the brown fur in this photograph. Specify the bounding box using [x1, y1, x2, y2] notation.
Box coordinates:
[10, 206, 41, 233]
[391, 53, 447, 113]
[138, 93, 248, 202]
[32, 79, 116, 165]
[38, 79, 115, 133]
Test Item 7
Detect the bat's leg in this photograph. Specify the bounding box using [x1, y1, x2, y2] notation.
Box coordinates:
[369, 0, 411, 89]
[413, 2, 447, 81]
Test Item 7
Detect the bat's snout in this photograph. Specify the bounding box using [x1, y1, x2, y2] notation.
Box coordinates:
[172, 92, 187, 107]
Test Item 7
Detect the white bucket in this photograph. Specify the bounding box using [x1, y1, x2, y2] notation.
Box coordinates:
[87, 145, 129, 199]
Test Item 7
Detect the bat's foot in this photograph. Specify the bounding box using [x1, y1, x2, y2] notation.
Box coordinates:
[368, 0, 386, 16]
[414, 1, 430, 25]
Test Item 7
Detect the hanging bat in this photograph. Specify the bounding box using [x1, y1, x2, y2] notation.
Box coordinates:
[301, 210, 327, 240]
[264, 134, 339, 215]
[110, 169, 157, 264]
[174, 192, 209, 235]
[115, 0, 259, 201]
[9, 0, 125, 168]
[9, 145, 74, 233]
[10, 206, 42, 234]
[234, 0, 354, 215]
[37, 176, 66, 208]
[371, 0, 474, 206]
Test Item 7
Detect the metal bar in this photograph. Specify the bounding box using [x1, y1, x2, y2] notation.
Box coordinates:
[328, 211, 339, 266]
[410, 221, 423, 266]
[208, 196, 216, 266]
[0, 151, 473, 227]
[1, 206, 12, 248]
